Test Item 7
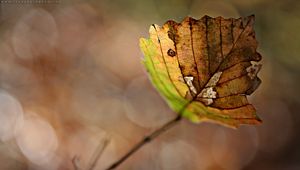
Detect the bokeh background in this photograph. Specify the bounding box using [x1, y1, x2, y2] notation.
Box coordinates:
[0, 0, 299, 169]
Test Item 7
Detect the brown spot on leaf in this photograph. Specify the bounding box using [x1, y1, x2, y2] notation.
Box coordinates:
[167, 49, 176, 57]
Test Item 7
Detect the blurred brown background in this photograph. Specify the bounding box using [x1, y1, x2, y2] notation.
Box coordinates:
[0, 0, 299, 170]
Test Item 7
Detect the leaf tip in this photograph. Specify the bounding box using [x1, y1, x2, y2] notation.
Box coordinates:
[255, 115, 263, 124]
[249, 14, 255, 19]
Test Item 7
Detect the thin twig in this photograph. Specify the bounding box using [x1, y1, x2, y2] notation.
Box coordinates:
[88, 137, 110, 170]
[72, 156, 81, 170]
[105, 114, 182, 170]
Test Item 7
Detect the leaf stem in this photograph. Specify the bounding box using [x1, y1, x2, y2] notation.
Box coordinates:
[105, 114, 182, 170]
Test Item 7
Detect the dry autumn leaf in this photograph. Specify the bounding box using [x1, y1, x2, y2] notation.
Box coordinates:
[140, 15, 262, 128]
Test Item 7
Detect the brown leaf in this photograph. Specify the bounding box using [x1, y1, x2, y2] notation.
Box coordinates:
[140, 15, 262, 127]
